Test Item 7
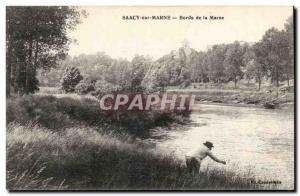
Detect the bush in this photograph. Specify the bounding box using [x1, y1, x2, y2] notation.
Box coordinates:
[75, 79, 96, 95]
[60, 67, 83, 93]
[93, 80, 123, 95]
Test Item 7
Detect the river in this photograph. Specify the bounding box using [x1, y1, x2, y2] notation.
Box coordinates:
[147, 103, 294, 190]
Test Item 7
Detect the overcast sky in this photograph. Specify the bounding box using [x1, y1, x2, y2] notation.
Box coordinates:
[68, 6, 293, 60]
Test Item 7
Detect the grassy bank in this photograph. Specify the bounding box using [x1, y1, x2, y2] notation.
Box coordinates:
[7, 94, 188, 137]
[168, 82, 294, 107]
[7, 94, 260, 190]
[7, 123, 258, 190]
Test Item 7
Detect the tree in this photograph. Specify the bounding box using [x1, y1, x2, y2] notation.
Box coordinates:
[177, 47, 190, 87]
[141, 62, 169, 92]
[206, 44, 227, 83]
[130, 55, 150, 91]
[61, 67, 83, 93]
[282, 16, 294, 86]
[258, 27, 286, 87]
[157, 51, 177, 85]
[190, 52, 209, 83]
[244, 44, 267, 91]
[6, 6, 84, 96]
[224, 41, 247, 88]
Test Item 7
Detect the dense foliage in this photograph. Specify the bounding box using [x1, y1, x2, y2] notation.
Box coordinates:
[61, 67, 83, 93]
[6, 6, 84, 95]
[39, 16, 293, 93]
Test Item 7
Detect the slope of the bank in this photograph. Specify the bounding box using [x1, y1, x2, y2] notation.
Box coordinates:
[7, 95, 261, 190]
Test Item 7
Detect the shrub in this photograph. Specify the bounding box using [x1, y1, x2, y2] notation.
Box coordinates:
[60, 67, 83, 93]
[93, 80, 123, 95]
[75, 79, 96, 95]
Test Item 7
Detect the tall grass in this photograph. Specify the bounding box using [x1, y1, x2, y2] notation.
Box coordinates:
[7, 123, 259, 190]
[7, 94, 269, 190]
[7, 94, 188, 137]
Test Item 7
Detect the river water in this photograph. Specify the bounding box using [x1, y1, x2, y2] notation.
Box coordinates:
[148, 104, 294, 190]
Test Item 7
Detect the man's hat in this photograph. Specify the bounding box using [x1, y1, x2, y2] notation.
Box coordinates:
[203, 141, 214, 148]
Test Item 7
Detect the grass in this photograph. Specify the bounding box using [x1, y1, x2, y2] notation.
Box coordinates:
[7, 123, 259, 190]
[7, 94, 270, 190]
[7, 94, 189, 137]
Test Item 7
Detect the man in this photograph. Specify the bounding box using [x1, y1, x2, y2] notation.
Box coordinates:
[185, 141, 226, 174]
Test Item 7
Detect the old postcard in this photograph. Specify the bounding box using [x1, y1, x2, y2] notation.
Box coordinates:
[6, 6, 295, 191]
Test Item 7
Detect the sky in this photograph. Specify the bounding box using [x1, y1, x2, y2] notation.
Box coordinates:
[68, 6, 293, 60]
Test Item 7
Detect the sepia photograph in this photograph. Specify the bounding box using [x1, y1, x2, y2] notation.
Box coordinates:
[6, 6, 295, 191]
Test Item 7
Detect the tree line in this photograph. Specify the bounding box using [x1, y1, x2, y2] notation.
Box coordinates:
[7, 8, 293, 96]
[49, 15, 293, 94]
[144, 16, 293, 91]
